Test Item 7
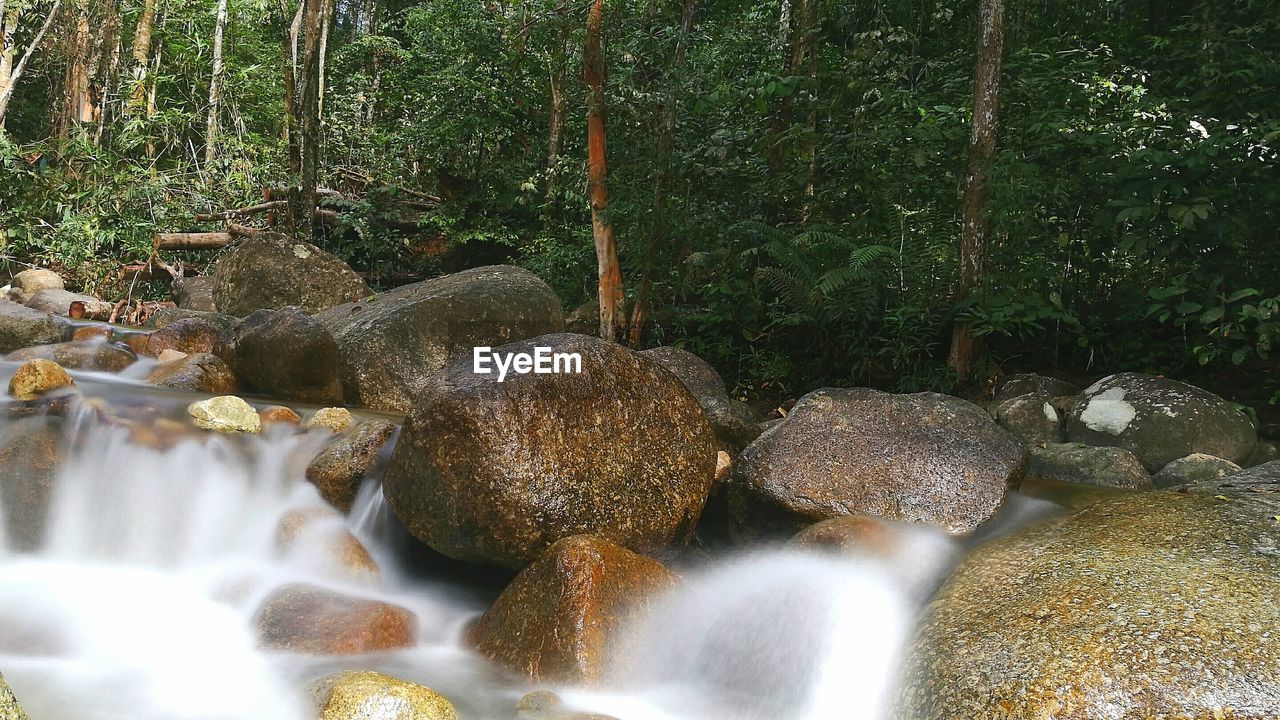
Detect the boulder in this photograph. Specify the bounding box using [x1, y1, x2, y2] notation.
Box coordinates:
[563, 300, 600, 336]
[724, 389, 1026, 538]
[641, 346, 763, 453]
[0, 300, 62, 353]
[213, 233, 371, 316]
[992, 392, 1062, 445]
[313, 671, 457, 720]
[148, 353, 240, 395]
[215, 308, 343, 404]
[1065, 373, 1257, 472]
[171, 276, 217, 312]
[897, 484, 1280, 719]
[0, 671, 29, 720]
[143, 317, 222, 357]
[145, 308, 239, 331]
[1152, 453, 1241, 488]
[1244, 440, 1279, 468]
[23, 288, 99, 316]
[384, 333, 716, 568]
[0, 419, 62, 551]
[186, 396, 261, 433]
[255, 583, 415, 654]
[8, 340, 135, 372]
[305, 419, 397, 512]
[276, 507, 379, 577]
[6, 268, 63, 304]
[991, 372, 1080, 406]
[307, 407, 353, 433]
[7, 359, 73, 400]
[316, 265, 565, 413]
[467, 535, 676, 683]
[1026, 442, 1152, 489]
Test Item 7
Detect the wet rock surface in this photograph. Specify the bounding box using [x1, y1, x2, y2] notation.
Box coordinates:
[312, 671, 457, 720]
[171, 276, 217, 312]
[898, 481, 1280, 719]
[255, 583, 416, 655]
[1026, 442, 1153, 489]
[143, 317, 222, 357]
[1153, 453, 1241, 488]
[7, 359, 74, 400]
[724, 388, 1026, 537]
[0, 300, 63, 353]
[991, 373, 1081, 406]
[305, 419, 397, 512]
[214, 233, 371, 316]
[147, 353, 240, 394]
[641, 346, 762, 453]
[186, 395, 261, 433]
[0, 419, 62, 551]
[1065, 372, 1257, 471]
[384, 333, 716, 568]
[316, 265, 564, 413]
[467, 535, 676, 683]
[216, 307, 344, 404]
[992, 392, 1063, 445]
[8, 340, 136, 372]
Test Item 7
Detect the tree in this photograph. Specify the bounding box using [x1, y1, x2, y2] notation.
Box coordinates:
[205, 0, 229, 162]
[543, 0, 568, 220]
[583, 0, 621, 342]
[947, 0, 1006, 379]
[0, 0, 62, 129]
[124, 0, 156, 116]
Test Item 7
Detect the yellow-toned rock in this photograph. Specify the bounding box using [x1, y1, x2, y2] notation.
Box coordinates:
[187, 396, 262, 433]
[307, 407, 353, 433]
[8, 358, 74, 400]
[313, 671, 457, 720]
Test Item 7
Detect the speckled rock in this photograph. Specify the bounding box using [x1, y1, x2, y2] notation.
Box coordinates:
[276, 507, 379, 577]
[171, 276, 217, 312]
[259, 405, 301, 425]
[515, 690, 619, 720]
[723, 388, 1026, 538]
[1152, 453, 1241, 489]
[897, 483, 1280, 719]
[641, 346, 763, 453]
[186, 395, 261, 433]
[145, 307, 239, 331]
[307, 407, 353, 433]
[0, 300, 62, 352]
[148, 353, 240, 394]
[313, 671, 457, 720]
[789, 515, 902, 557]
[216, 307, 343, 404]
[7, 268, 63, 304]
[255, 583, 415, 654]
[7, 359, 74, 400]
[992, 392, 1063, 445]
[0, 419, 62, 551]
[143, 317, 222, 357]
[467, 535, 676, 683]
[316, 265, 564, 413]
[214, 233, 371, 316]
[384, 333, 716, 568]
[1065, 373, 1257, 472]
[1026, 442, 1152, 489]
[305, 419, 397, 512]
[8, 340, 135, 372]
[0, 671, 29, 720]
[992, 373, 1080, 406]
[24, 288, 99, 316]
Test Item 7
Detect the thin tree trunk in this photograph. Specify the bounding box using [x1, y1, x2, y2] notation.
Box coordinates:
[947, 0, 1005, 378]
[125, 0, 155, 113]
[799, 0, 819, 224]
[543, 0, 568, 220]
[204, 0, 228, 162]
[296, 0, 325, 237]
[317, 0, 333, 117]
[766, 0, 815, 207]
[0, 0, 61, 128]
[583, 0, 622, 342]
[628, 0, 696, 347]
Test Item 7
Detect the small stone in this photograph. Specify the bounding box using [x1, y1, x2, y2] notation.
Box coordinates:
[307, 407, 353, 433]
[187, 396, 262, 433]
[8, 358, 74, 400]
[305, 419, 397, 512]
[714, 450, 732, 482]
[255, 584, 415, 655]
[313, 671, 457, 720]
[259, 405, 301, 425]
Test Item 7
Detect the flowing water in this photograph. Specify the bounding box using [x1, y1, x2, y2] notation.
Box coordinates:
[0, 361, 1061, 720]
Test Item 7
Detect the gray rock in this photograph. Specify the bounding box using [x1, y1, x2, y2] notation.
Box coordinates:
[383, 333, 715, 569]
[0, 300, 63, 353]
[1152, 453, 1241, 488]
[171, 276, 217, 312]
[317, 265, 565, 413]
[0, 418, 62, 551]
[0, 671, 29, 720]
[1244, 440, 1279, 468]
[641, 346, 762, 453]
[213, 233, 370, 316]
[992, 392, 1063, 445]
[1026, 442, 1152, 489]
[146, 353, 240, 394]
[1065, 373, 1257, 472]
[897, 484, 1280, 719]
[724, 388, 1026, 537]
[6, 268, 63, 304]
[991, 372, 1080, 406]
[7, 340, 135, 372]
[24, 288, 99, 316]
[216, 307, 343, 405]
[145, 307, 239, 331]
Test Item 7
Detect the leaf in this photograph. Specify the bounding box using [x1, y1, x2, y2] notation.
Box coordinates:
[1200, 307, 1225, 324]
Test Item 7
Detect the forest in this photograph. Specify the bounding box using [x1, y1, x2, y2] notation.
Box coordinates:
[0, 0, 1277, 412]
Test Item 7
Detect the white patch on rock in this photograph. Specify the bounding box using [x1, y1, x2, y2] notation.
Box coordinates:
[1079, 387, 1136, 435]
[1043, 402, 1058, 422]
[1083, 374, 1116, 396]
[292, 244, 312, 259]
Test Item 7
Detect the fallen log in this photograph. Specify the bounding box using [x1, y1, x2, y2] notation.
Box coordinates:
[227, 222, 261, 238]
[68, 298, 121, 320]
[153, 232, 233, 251]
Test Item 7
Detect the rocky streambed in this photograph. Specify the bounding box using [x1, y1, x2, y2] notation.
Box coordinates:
[0, 241, 1277, 719]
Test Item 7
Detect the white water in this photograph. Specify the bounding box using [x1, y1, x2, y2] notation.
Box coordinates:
[0, 371, 987, 720]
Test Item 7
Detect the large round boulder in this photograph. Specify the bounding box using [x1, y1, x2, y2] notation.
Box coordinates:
[466, 535, 676, 683]
[897, 478, 1280, 719]
[6, 268, 63, 304]
[213, 233, 371, 316]
[171, 276, 217, 312]
[147, 353, 240, 394]
[724, 389, 1026, 537]
[991, 372, 1080, 406]
[216, 307, 343, 404]
[992, 392, 1063, 445]
[316, 265, 565, 413]
[383, 333, 716, 568]
[0, 300, 62, 353]
[1025, 442, 1152, 489]
[1065, 373, 1257, 472]
[640, 346, 763, 453]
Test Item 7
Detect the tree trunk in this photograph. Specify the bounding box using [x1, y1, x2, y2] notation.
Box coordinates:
[947, 0, 1005, 379]
[542, 0, 568, 219]
[0, 0, 61, 129]
[204, 0, 228, 163]
[766, 0, 816, 209]
[583, 0, 622, 342]
[628, 0, 696, 347]
[295, 0, 325, 237]
[124, 0, 155, 114]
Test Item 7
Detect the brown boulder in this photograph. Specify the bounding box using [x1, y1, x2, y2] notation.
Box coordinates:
[276, 507, 379, 577]
[146, 353, 240, 394]
[305, 419, 397, 512]
[215, 307, 343, 404]
[254, 583, 415, 654]
[214, 233, 371, 316]
[143, 317, 222, 357]
[7, 359, 74, 400]
[8, 340, 135, 372]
